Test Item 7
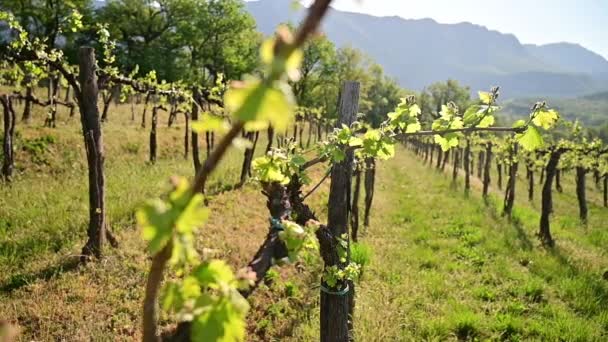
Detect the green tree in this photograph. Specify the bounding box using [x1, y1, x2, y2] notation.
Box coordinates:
[292, 33, 337, 108]
[419, 79, 471, 123]
[0, 0, 90, 49]
[97, 0, 189, 81]
[174, 0, 259, 84]
[364, 64, 408, 127]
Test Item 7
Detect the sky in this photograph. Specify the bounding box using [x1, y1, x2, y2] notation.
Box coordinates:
[302, 0, 608, 59]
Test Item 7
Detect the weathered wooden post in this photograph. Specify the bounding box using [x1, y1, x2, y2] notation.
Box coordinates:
[1, 95, 16, 181]
[318, 81, 359, 342]
[503, 143, 519, 217]
[191, 88, 202, 174]
[575, 166, 588, 224]
[464, 136, 471, 194]
[482, 142, 492, 198]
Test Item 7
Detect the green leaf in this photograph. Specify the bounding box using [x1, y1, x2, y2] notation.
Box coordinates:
[477, 115, 495, 128]
[532, 109, 559, 130]
[348, 137, 363, 147]
[191, 300, 247, 342]
[225, 81, 294, 131]
[192, 260, 236, 288]
[175, 194, 208, 234]
[517, 126, 543, 151]
[405, 122, 421, 133]
[409, 104, 421, 117]
[291, 155, 306, 166]
[478, 91, 492, 105]
[137, 200, 172, 254]
[191, 114, 229, 134]
[434, 134, 459, 151]
[463, 105, 481, 125]
[161, 281, 184, 312]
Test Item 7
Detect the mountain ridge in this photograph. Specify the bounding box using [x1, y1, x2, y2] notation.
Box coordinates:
[245, 0, 608, 98]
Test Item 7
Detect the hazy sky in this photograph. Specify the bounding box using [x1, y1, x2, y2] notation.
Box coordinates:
[303, 0, 608, 59]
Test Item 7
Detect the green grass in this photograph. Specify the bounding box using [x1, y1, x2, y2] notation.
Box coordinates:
[290, 146, 608, 341]
[1, 99, 608, 340]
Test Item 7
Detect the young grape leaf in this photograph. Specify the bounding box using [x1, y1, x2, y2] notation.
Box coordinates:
[532, 108, 559, 130]
[517, 126, 543, 151]
[225, 81, 294, 131]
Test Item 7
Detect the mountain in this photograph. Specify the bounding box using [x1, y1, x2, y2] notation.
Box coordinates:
[525, 43, 608, 74]
[245, 0, 608, 99]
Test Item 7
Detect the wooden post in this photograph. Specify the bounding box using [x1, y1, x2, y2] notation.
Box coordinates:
[78, 47, 106, 259]
[575, 167, 588, 224]
[318, 81, 359, 342]
[191, 89, 202, 174]
[149, 107, 158, 163]
[1, 95, 16, 181]
[503, 143, 519, 217]
[141, 92, 151, 128]
[464, 136, 471, 194]
[482, 143, 492, 198]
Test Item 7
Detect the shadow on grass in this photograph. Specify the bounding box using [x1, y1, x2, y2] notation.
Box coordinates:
[508, 214, 534, 251]
[0, 256, 81, 293]
[534, 246, 608, 317]
[480, 194, 534, 251]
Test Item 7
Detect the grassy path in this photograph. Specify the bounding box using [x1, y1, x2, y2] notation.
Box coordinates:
[347, 148, 608, 341]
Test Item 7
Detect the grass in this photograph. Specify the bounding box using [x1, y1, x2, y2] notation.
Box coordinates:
[289, 146, 608, 341]
[0, 99, 327, 341]
[1, 98, 608, 340]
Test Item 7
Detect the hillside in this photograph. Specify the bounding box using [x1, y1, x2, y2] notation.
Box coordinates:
[501, 91, 608, 127]
[2, 106, 608, 340]
[245, 0, 608, 98]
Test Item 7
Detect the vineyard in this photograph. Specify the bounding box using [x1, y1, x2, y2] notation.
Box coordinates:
[1, 0, 608, 341]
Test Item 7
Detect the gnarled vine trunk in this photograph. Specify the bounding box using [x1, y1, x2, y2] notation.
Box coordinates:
[78, 47, 106, 260]
[539, 149, 564, 247]
[503, 143, 519, 217]
[363, 158, 375, 228]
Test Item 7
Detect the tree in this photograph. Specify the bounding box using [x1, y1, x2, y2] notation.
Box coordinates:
[364, 63, 407, 127]
[175, 0, 259, 84]
[419, 79, 471, 123]
[97, 0, 188, 81]
[0, 0, 90, 50]
[292, 33, 337, 108]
